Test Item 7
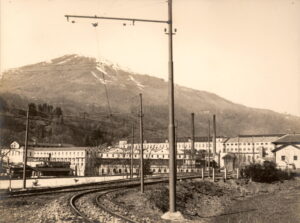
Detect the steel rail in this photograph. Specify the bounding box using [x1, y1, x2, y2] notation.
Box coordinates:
[69, 174, 227, 223]
[2, 172, 230, 199]
[2, 177, 138, 198]
[95, 189, 139, 223]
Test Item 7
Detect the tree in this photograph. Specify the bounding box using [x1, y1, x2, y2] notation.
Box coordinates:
[143, 159, 152, 176]
[29, 103, 37, 116]
[53, 107, 63, 117]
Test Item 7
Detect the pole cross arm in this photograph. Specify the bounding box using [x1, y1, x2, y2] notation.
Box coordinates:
[65, 15, 169, 24]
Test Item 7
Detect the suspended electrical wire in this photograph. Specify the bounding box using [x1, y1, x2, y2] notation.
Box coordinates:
[93, 28, 113, 119]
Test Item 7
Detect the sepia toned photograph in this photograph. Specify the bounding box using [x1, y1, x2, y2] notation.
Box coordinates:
[0, 0, 300, 222]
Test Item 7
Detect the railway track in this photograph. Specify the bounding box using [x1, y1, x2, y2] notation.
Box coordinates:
[69, 174, 226, 223]
[1, 177, 145, 198]
[2, 173, 229, 222]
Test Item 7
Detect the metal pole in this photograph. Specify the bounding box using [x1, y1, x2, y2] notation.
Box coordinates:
[212, 114, 216, 156]
[139, 93, 144, 193]
[8, 158, 11, 192]
[252, 136, 255, 163]
[218, 152, 221, 170]
[168, 0, 176, 213]
[22, 106, 30, 189]
[65, 14, 168, 24]
[208, 119, 211, 178]
[131, 124, 134, 179]
[191, 113, 195, 154]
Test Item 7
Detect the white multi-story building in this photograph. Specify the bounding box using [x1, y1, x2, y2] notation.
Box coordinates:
[98, 145, 197, 175]
[222, 134, 284, 167]
[99, 137, 228, 176]
[3, 141, 101, 176]
[120, 137, 227, 155]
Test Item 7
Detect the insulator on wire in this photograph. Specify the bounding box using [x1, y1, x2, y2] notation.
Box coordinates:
[123, 23, 127, 26]
[72, 20, 75, 24]
[174, 28, 177, 32]
[164, 28, 167, 32]
[92, 22, 98, 27]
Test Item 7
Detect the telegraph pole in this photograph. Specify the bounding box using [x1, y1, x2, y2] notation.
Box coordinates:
[131, 124, 134, 179]
[167, 0, 177, 213]
[252, 136, 255, 163]
[65, 0, 177, 212]
[212, 114, 216, 156]
[23, 105, 30, 189]
[191, 113, 195, 154]
[208, 119, 211, 177]
[139, 93, 144, 193]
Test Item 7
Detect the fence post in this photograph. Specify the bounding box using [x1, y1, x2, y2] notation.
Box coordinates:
[236, 168, 239, 179]
[212, 168, 215, 182]
[201, 168, 204, 180]
[224, 168, 227, 180]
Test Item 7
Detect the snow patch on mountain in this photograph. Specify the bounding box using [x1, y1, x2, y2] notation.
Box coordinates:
[128, 75, 145, 90]
[57, 57, 73, 65]
[96, 65, 108, 75]
[96, 64, 118, 82]
[91, 71, 106, 84]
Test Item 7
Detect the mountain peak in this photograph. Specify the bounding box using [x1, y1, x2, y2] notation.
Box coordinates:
[1, 54, 300, 137]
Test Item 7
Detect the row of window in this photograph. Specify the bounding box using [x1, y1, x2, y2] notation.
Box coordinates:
[281, 156, 297, 161]
[36, 157, 85, 165]
[225, 147, 267, 152]
[33, 151, 84, 156]
[132, 143, 216, 149]
[100, 153, 191, 159]
[226, 142, 270, 146]
[99, 168, 200, 174]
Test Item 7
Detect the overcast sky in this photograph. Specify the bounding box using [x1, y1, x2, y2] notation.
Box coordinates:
[1, 0, 299, 116]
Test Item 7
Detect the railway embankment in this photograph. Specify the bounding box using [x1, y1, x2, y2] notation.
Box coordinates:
[104, 177, 300, 223]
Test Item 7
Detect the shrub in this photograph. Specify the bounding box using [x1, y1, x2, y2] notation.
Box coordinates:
[145, 184, 169, 212]
[243, 161, 292, 183]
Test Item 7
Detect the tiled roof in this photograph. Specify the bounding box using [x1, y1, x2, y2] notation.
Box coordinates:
[29, 147, 88, 151]
[139, 136, 227, 143]
[18, 142, 75, 148]
[273, 134, 300, 144]
[238, 134, 285, 138]
[226, 135, 282, 143]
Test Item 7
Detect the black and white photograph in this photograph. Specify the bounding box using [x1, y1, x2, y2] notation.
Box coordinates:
[0, 0, 300, 222]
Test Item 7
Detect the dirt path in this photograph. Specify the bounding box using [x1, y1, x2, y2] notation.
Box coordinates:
[208, 185, 300, 223]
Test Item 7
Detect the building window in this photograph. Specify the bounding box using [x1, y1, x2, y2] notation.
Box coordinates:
[294, 156, 297, 161]
[281, 156, 285, 161]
